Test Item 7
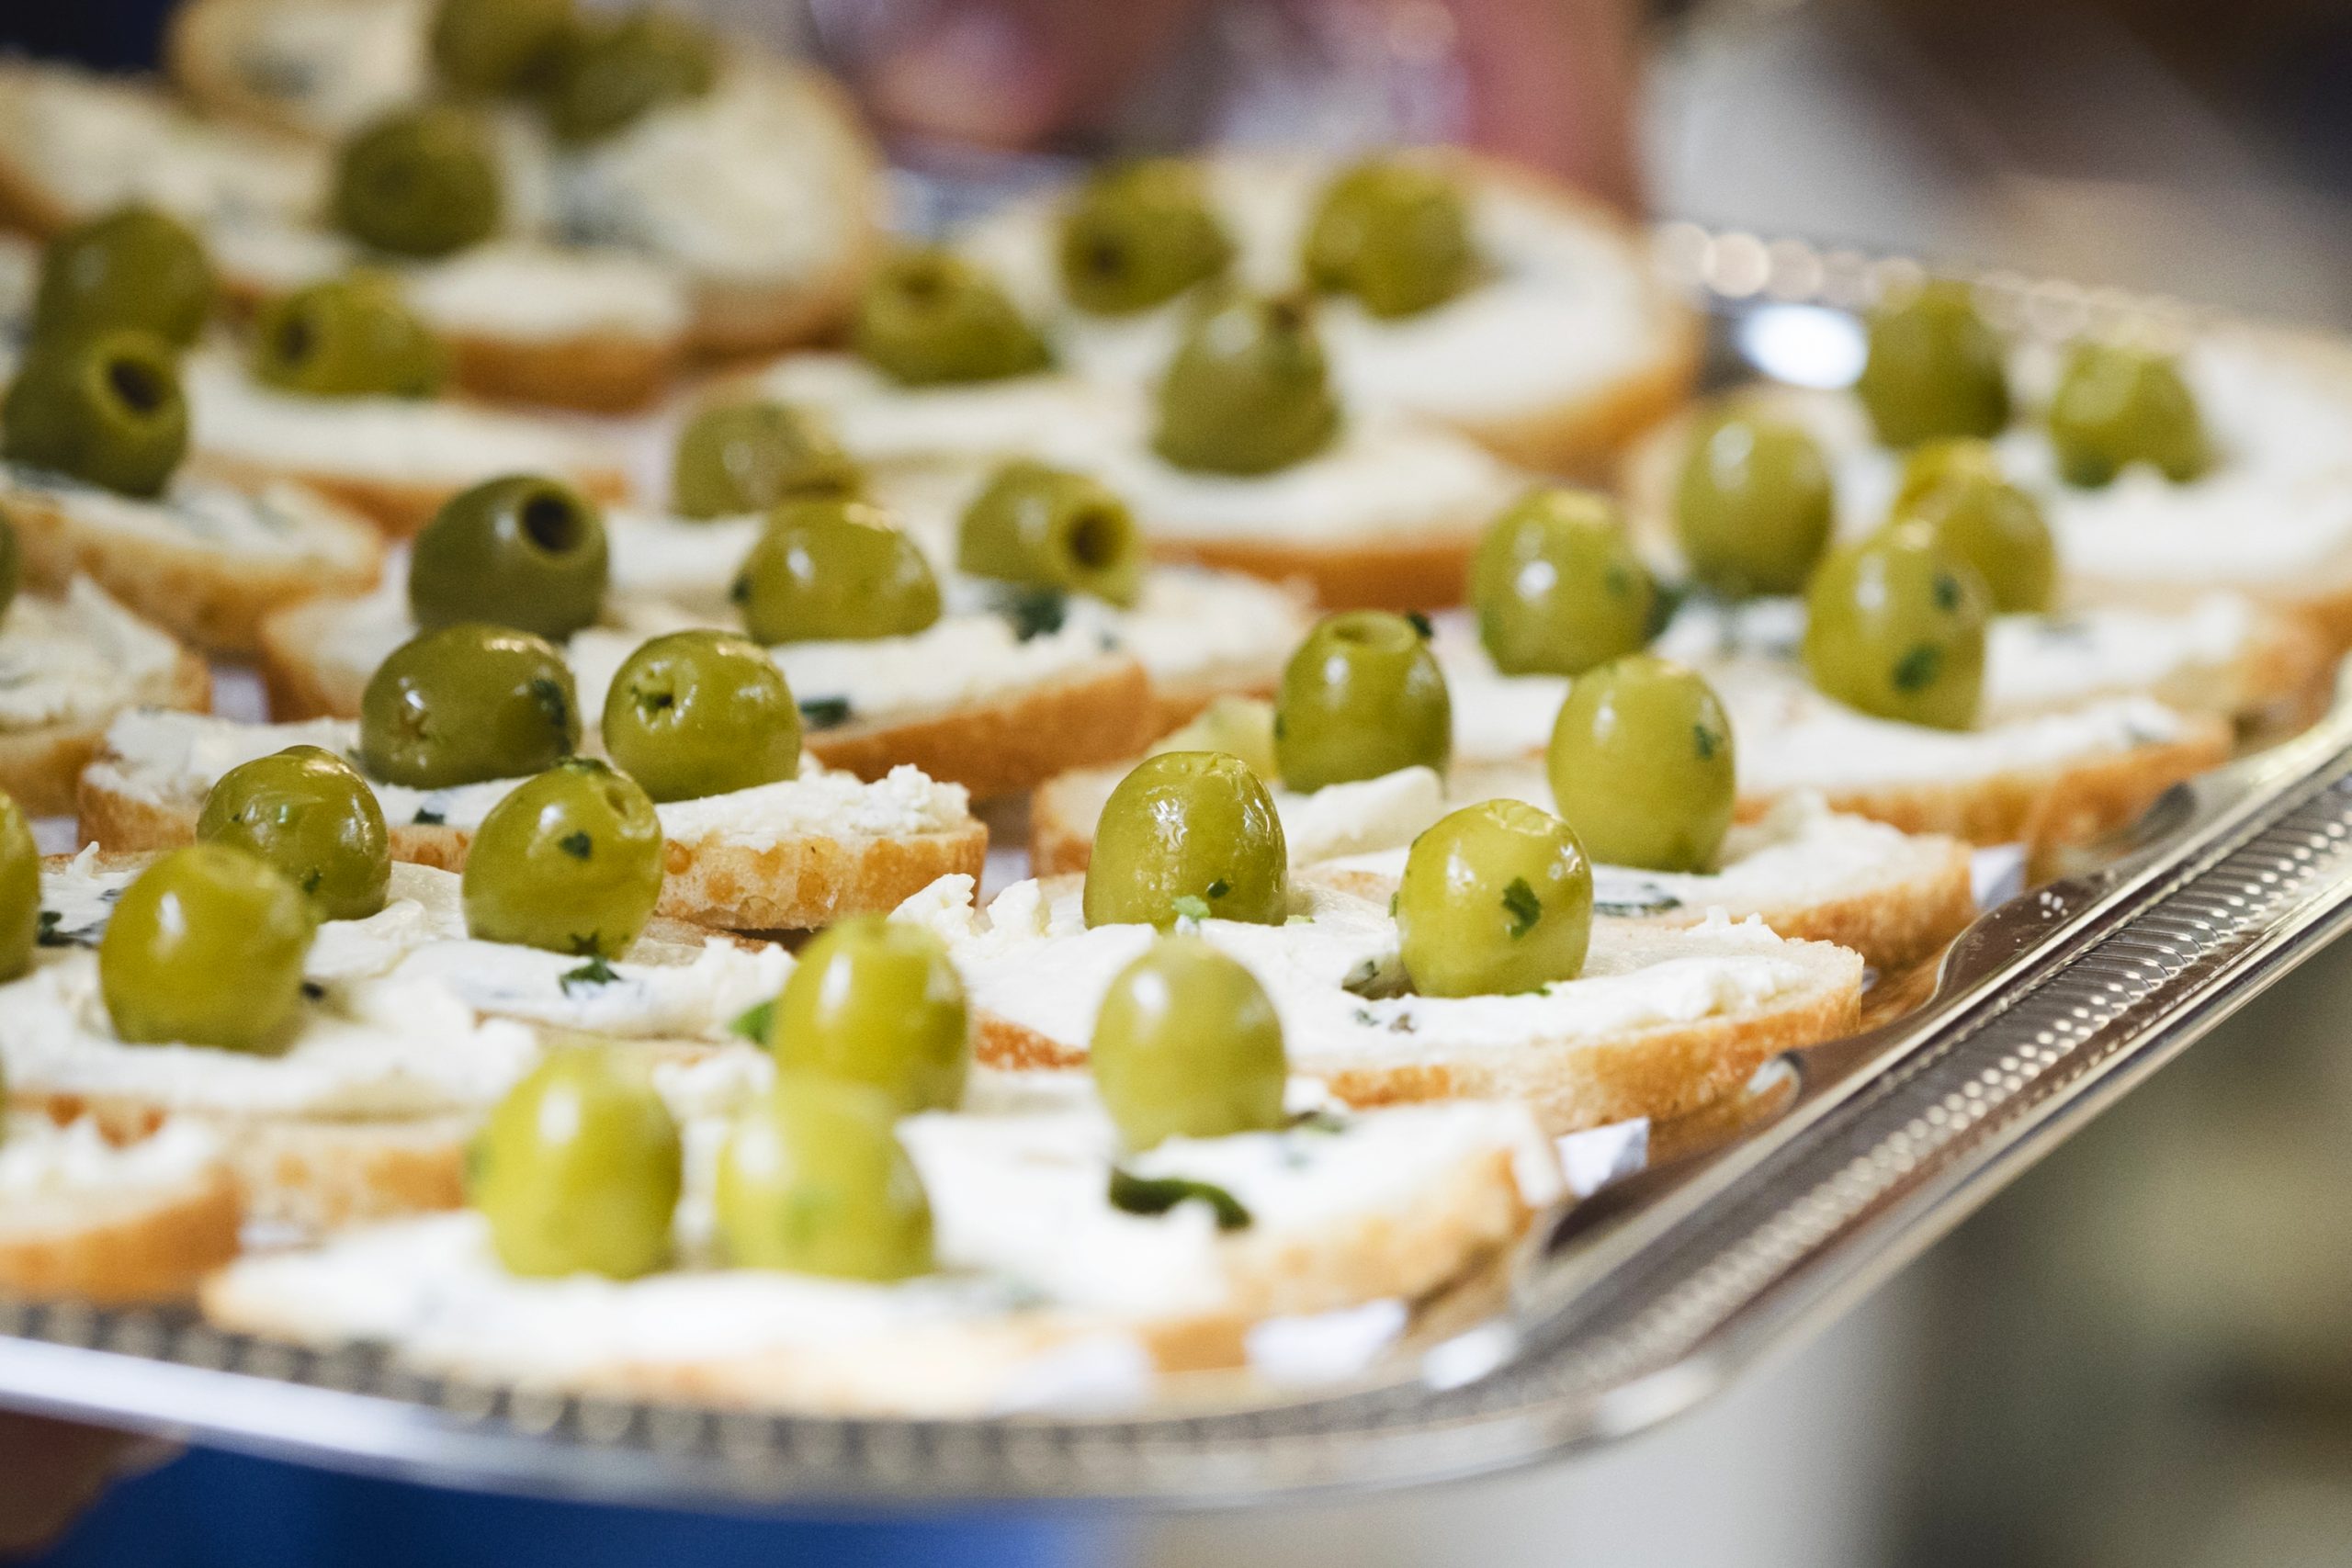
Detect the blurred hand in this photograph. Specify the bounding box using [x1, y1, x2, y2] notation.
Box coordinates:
[0, 1412, 170, 1557]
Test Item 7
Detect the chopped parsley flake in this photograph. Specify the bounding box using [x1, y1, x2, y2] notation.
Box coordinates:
[1404, 610, 1434, 639]
[1501, 877, 1543, 938]
[35, 910, 72, 947]
[1693, 724, 1720, 761]
[1204, 879, 1230, 900]
[1170, 894, 1211, 923]
[560, 955, 619, 993]
[528, 677, 571, 737]
[998, 587, 1069, 642]
[729, 999, 774, 1044]
[413, 806, 446, 826]
[1932, 571, 1962, 612]
[558, 831, 594, 860]
[1107, 1168, 1252, 1230]
[1893, 643, 1944, 692]
[798, 696, 854, 729]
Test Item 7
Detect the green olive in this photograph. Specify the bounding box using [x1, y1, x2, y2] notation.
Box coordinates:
[197, 745, 390, 921]
[1084, 751, 1287, 929]
[1302, 157, 1476, 320]
[1545, 654, 1735, 874]
[1091, 935, 1285, 1151]
[0, 790, 36, 984]
[0, 509, 18, 623]
[716, 1074, 934, 1280]
[1854, 280, 2010, 448]
[332, 106, 502, 259]
[1673, 408, 1834, 598]
[251, 271, 446, 400]
[462, 758, 662, 957]
[853, 249, 1050, 388]
[765, 915, 968, 1114]
[32, 205, 214, 349]
[671, 400, 861, 519]
[408, 474, 607, 639]
[2046, 341, 2210, 487]
[1885, 440, 2055, 614]
[97, 844, 316, 1052]
[1153, 292, 1340, 476]
[1274, 611, 1450, 793]
[600, 630, 800, 804]
[358, 622, 580, 789]
[1148, 695, 1277, 782]
[1470, 488, 1656, 677]
[956, 459, 1142, 607]
[539, 10, 718, 144]
[1, 329, 187, 498]
[470, 1047, 681, 1279]
[1057, 159, 1233, 316]
[431, 0, 573, 95]
[733, 496, 941, 644]
[1804, 529, 1988, 730]
[1396, 799, 1593, 998]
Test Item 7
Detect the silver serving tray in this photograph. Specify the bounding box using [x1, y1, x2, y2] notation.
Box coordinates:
[1, 228, 2344, 1510]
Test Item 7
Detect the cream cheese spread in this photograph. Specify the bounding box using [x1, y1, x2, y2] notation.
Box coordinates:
[0, 579, 186, 733]
[0, 462, 375, 570]
[215, 0, 430, 138]
[0, 1113, 220, 1205]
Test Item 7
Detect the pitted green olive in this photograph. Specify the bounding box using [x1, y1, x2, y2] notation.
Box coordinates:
[252, 272, 446, 399]
[1804, 529, 1988, 730]
[1855, 280, 2010, 448]
[470, 1047, 681, 1279]
[1274, 611, 1450, 792]
[854, 250, 1050, 387]
[733, 496, 941, 644]
[1470, 488, 1656, 676]
[1396, 799, 1593, 998]
[32, 205, 214, 348]
[408, 474, 607, 639]
[431, 0, 574, 95]
[197, 745, 390, 921]
[1057, 159, 1233, 316]
[1673, 408, 1834, 598]
[765, 915, 969, 1114]
[0, 790, 35, 984]
[716, 1074, 935, 1280]
[2046, 341, 2210, 487]
[956, 460, 1141, 606]
[671, 400, 861, 519]
[1153, 292, 1339, 476]
[540, 10, 718, 144]
[1091, 935, 1286, 1151]
[2, 329, 187, 498]
[98, 844, 316, 1052]
[358, 622, 580, 789]
[601, 630, 800, 803]
[461, 758, 663, 958]
[332, 106, 502, 258]
[1886, 440, 2055, 614]
[0, 509, 18, 624]
[1545, 653, 1736, 874]
[1085, 751, 1288, 930]
[1303, 157, 1476, 320]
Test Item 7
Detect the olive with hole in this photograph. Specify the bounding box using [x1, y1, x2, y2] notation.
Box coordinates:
[2046, 341, 2211, 487]
[1396, 799, 1592, 998]
[1085, 751, 1288, 929]
[1855, 280, 2010, 448]
[1546, 653, 1736, 874]
[1057, 159, 1233, 316]
[765, 915, 969, 1114]
[1274, 611, 1451, 792]
[854, 250, 1050, 387]
[1, 329, 187, 498]
[1471, 488, 1656, 676]
[252, 272, 445, 399]
[32, 205, 213, 348]
[540, 9, 717, 143]
[98, 844, 316, 1052]
[1673, 408, 1834, 598]
[1804, 528, 1988, 730]
[332, 106, 502, 258]
[1091, 935, 1285, 1151]
[198, 745, 391, 921]
[409, 474, 607, 638]
[462, 758, 662, 957]
[471, 1048, 681, 1279]
[431, 0, 573, 95]
[1885, 440, 2055, 614]
[957, 460, 1142, 605]
[0, 509, 17, 622]
[1303, 157, 1476, 319]
[0, 790, 35, 984]
[733, 496, 941, 644]
[672, 400, 860, 519]
[601, 630, 800, 803]
[716, 1074, 935, 1280]
[1148, 694, 1277, 781]
[1154, 292, 1340, 475]
[358, 622, 580, 789]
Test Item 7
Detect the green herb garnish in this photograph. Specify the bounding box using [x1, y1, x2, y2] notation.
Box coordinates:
[558, 831, 594, 860]
[1893, 644, 1944, 692]
[729, 998, 775, 1044]
[1107, 1168, 1252, 1230]
[560, 955, 618, 993]
[1501, 877, 1543, 938]
[798, 696, 854, 729]
[1170, 894, 1211, 923]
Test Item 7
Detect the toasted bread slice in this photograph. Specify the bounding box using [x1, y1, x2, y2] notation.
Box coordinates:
[0, 1115, 240, 1303]
[168, 0, 430, 141]
[76, 710, 989, 930]
[0, 580, 211, 817]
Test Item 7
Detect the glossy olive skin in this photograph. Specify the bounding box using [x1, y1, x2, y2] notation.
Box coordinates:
[358, 623, 580, 789]
[1886, 440, 2056, 614]
[470, 1048, 681, 1280]
[0, 791, 36, 984]
[1091, 936, 1285, 1151]
[601, 630, 800, 803]
[767, 916, 969, 1114]
[1302, 158, 1476, 320]
[854, 250, 1051, 387]
[1804, 530, 1988, 730]
[1274, 611, 1451, 793]
[1546, 654, 1736, 874]
[2046, 341, 2211, 488]
[1148, 694, 1277, 781]
[197, 745, 391, 921]
[408, 474, 608, 639]
[431, 0, 573, 95]
[1396, 799, 1593, 998]
[957, 460, 1142, 606]
[98, 844, 316, 1052]
[716, 1075, 935, 1281]
[1084, 751, 1288, 930]
[1673, 409, 1835, 598]
[0, 510, 18, 623]
[462, 758, 663, 957]
[332, 106, 502, 258]
[1153, 292, 1340, 476]
[1057, 159, 1233, 316]
[540, 10, 717, 144]
[252, 272, 446, 399]
[1, 329, 187, 498]
[671, 400, 861, 519]
[1855, 280, 2010, 448]
[1470, 488, 1656, 677]
[32, 205, 214, 348]
[733, 497, 941, 645]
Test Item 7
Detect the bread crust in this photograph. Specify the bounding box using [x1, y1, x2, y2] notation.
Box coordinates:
[0, 646, 209, 818]
[190, 451, 636, 539]
[0, 1158, 243, 1304]
[1147, 525, 1488, 614]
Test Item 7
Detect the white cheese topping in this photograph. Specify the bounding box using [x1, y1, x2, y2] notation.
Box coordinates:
[0, 464, 375, 570]
[0, 1114, 220, 1205]
[752, 354, 1127, 467]
[0, 579, 186, 733]
[214, 0, 430, 137]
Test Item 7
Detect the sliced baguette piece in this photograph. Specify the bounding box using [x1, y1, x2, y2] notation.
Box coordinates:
[167, 0, 431, 141]
[0, 1115, 241, 1303]
[76, 710, 989, 931]
[0, 579, 211, 817]
[901, 874, 1863, 1135]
